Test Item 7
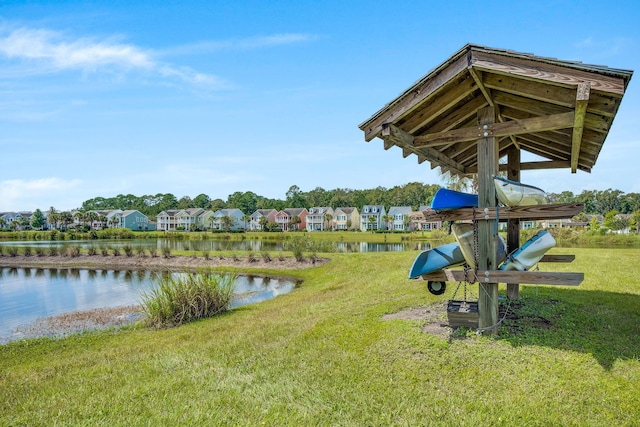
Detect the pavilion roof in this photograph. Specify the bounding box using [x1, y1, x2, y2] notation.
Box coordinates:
[359, 44, 633, 176]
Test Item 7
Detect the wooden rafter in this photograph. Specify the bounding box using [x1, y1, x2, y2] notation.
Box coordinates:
[413, 111, 575, 147]
[571, 82, 591, 173]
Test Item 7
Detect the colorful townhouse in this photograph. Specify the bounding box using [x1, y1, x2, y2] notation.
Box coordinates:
[250, 209, 278, 231]
[360, 205, 386, 231]
[306, 207, 334, 231]
[333, 207, 359, 230]
[388, 206, 413, 231]
[275, 208, 308, 231]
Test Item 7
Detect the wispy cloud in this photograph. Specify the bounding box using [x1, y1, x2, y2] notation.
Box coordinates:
[0, 178, 83, 211]
[0, 26, 228, 89]
[159, 33, 319, 56]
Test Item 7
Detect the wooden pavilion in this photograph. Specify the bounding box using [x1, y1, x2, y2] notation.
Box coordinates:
[359, 44, 633, 332]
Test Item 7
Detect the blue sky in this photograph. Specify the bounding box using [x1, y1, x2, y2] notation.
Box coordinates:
[1, 0, 638, 211]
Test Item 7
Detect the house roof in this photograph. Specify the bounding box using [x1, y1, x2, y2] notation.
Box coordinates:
[359, 44, 633, 176]
[388, 206, 412, 215]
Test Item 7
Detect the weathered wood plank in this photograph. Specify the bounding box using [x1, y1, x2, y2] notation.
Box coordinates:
[423, 203, 584, 221]
[419, 270, 584, 286]
[470, 50, 627, 95]
[571, 82, 591, 173]
[539, 254, 575, 263]
[360, 55, 469, 141]
[413, 112, 574, 147]
[381, 124, 467, 174]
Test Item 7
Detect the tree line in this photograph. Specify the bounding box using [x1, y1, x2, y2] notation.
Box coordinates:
[77, 183, 640, 221]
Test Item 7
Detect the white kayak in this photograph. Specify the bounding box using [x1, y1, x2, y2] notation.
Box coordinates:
[499, 230, 556, 271]
[493, 176, 549, 207]
[451, 222, 507, 269]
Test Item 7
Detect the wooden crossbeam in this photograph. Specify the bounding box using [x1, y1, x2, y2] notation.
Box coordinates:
[419, 270, 583, 286]
[413, 112, 575, 147]
[380, 124, 467, 174]
[571, 82, 591, 173]
[423, 203, 584, 222]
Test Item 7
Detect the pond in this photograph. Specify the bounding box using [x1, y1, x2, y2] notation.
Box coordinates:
[0, 238, 432, 253]
[0, 267, 297, 344]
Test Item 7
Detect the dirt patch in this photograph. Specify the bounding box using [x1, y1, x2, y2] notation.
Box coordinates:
[0, 253, 329, 271]
[382, 302, 452, 337]
[11, 306, 143, 342]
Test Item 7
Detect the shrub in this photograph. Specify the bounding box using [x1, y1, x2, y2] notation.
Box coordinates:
[7, 246, 18, 257]
[87, 247, 97, 256]
[202, 251, 210, 260]
[136, 247, 146, 257]
[247, 252, 257, 262]
[35, 247, 46, 257]
[149, 248, 158, 258]
[123, 244, 133, 257]
[68, 246, 81, 258]
[24, 247, 32, 257]
[262, 251, 271, 262]
[113, 248, 121, 257]
[162, 247, 171, 258]
[49, 246, 59, 256]
[100, 246, 109, 256]
[140, 270, 237, 328]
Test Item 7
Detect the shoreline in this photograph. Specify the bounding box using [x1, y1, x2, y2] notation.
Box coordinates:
[1, 253, 326, 344]
[0, 253, 329, 271]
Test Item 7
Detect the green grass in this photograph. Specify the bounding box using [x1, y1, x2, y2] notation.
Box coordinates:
[1, 248, 639, 425]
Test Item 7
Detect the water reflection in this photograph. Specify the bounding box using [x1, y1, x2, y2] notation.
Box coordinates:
[0, 267, 297, 343]
[0, 238, 431, 253]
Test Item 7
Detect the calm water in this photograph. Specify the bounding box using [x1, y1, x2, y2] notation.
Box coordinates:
[0, 267, 296, 343]
[0, 238, 432, 252]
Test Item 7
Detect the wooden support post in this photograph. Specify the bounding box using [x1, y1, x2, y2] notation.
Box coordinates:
[506, 146, 521, 300]
[477, 106, 499, 333]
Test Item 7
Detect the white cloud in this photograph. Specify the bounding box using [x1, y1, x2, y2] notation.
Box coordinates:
[159, 33, 319, 56]
[0, 27, 227, 89]
[0, 178, 83, 211]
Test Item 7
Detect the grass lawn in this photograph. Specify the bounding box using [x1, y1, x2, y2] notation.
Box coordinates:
[1, 247, 639, 425]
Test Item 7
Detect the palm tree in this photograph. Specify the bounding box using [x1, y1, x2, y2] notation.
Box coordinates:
[368, 215, 377, 231]
[241, 214, 252, 232]
[108, 215, 120, 229]
[221, 215, 235, 231]
[382, 214, 393, 231]
[259, 215, 268, 231]
[0, 218, 6, 229]
[290, 215, 301, 231]
[323, 213, 333, 231]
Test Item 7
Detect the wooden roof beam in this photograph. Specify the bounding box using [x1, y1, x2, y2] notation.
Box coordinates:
[360, 54, 469, 141]
[413, 111, 575, 147]
[571, 82, 591, 173]
[380, 124, 467, 174]
[470, 68, 520, 149]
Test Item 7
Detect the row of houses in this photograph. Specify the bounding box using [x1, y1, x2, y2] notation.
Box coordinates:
[1, 205, 444, 232]
[155, 205, 443, 232]
[4, 208, 629, 233]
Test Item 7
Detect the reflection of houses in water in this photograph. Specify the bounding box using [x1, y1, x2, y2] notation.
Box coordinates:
[359, 242, 407, 252]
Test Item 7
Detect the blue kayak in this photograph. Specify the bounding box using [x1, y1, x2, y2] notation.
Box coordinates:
[408, 242, 465, 279]
[430, 188, 478, 210]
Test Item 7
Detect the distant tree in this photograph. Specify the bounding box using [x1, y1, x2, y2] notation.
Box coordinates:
[323, 213, 333, 231]
[210, 199, 225, 211]
[604, 210, 619, 230]
[382, 214, 393, 231]
[178, 196, 193, 209]
[286, 185, 307, 208]
[368, 215, 377, 231]
[630, 210, 640, 233]
[193, 193, 211, 209]
[0, 218, 6, 229]
[220, 215, 235, 231]
[241, 214, 252, 231]
[31, 209, 46, 230]
[290, 215, 302, 231]
[258, 215, 268, 230]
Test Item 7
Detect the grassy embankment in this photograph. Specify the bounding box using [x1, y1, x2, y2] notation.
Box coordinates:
[1, 245, 639, 425]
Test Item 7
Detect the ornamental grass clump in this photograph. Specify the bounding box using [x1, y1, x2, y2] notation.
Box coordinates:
[140, 270, 237, 328]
